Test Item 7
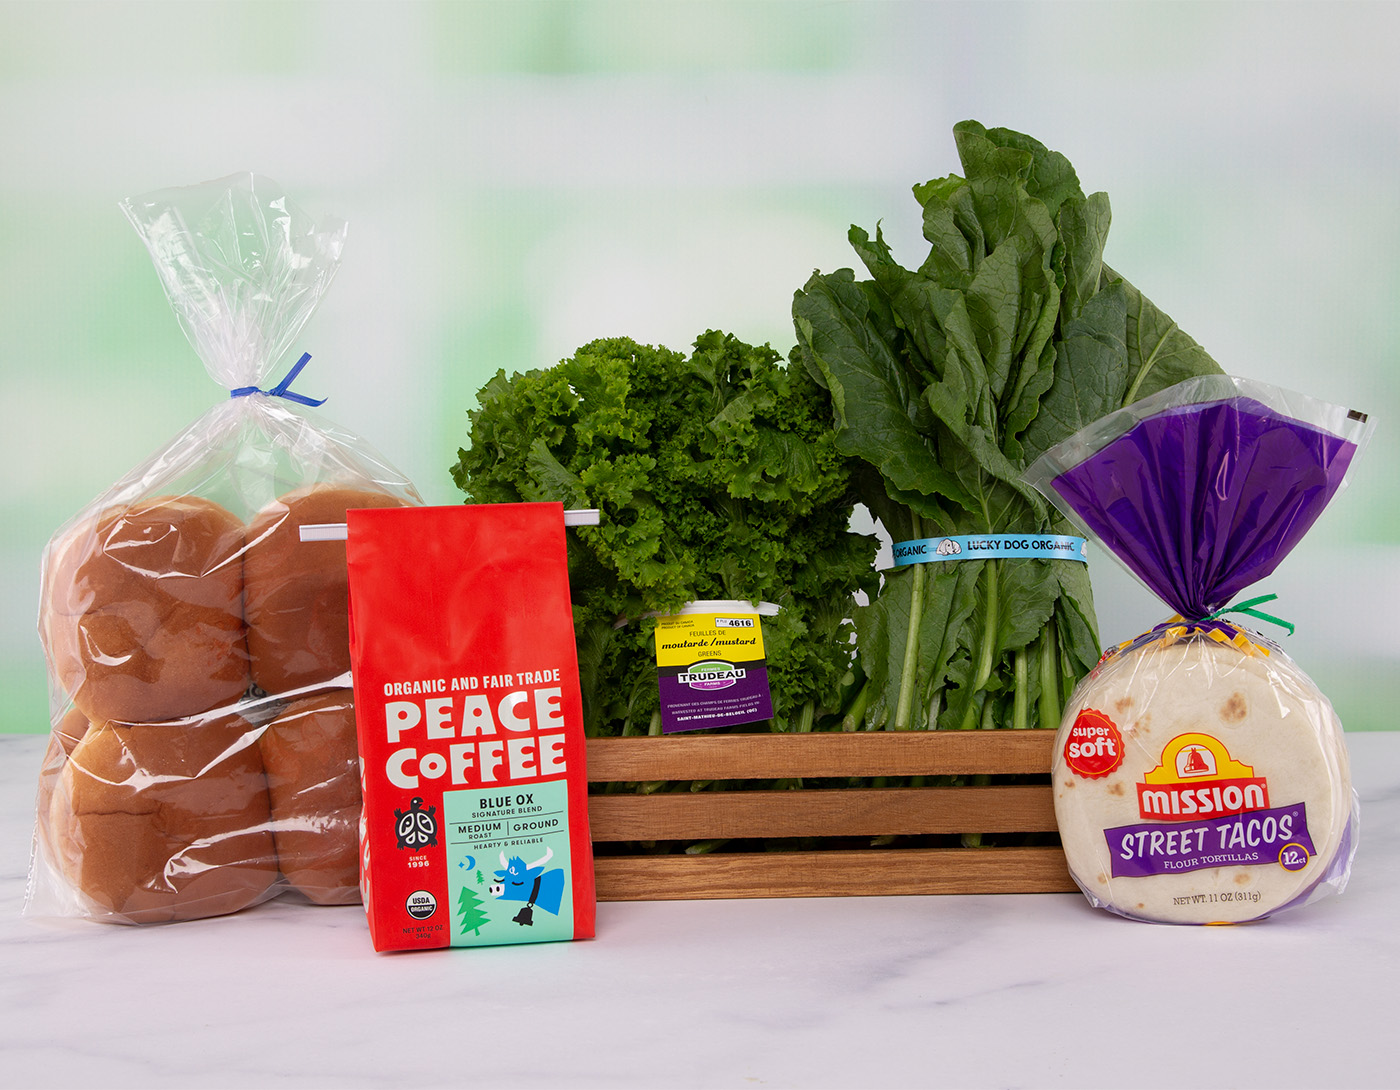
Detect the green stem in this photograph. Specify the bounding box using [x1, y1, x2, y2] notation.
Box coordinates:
[893, 513, 926, 731]
[972, 559, 999, 692]
[959, 559, 1000, 730]
[637, 709, 665, 794]
[842, 680, 871, 732]
[1121, 322, 1177, 408]
[1038, 619, 1063, 730]
[797, 699, 816, 734]
[961, 762, 993, 848]
[1012, 647, 1028, 730]
[925, 687, 942, 731]
[835, 668, 860, 713]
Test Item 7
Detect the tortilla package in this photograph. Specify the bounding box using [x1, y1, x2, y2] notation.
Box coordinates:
[345, 503, 596, 952]
[1025, 376, 1372, 925]
[28, 174, 420, 925]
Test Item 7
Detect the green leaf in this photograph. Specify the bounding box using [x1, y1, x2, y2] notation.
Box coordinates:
[855, 559, 983, 730]
[914, 175, 977, 287]
[1058, 192, 1113, 321]
[954, 119, 1084, 221]
[994, 558, 1061, 651]
[797, 120, 1228, 737]
[523, 438, 585, 504]
[1019, 281, 1131, 465]
[1109, 264, 1225, 406]
[793, 269, 974, 516]
[1053, 552, 1102, 675]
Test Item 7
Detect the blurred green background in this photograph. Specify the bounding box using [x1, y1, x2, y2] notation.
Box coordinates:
[2, 0, 1395, 732]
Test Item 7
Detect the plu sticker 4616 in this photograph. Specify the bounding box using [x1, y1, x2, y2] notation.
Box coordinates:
[653, 608, 774, 733]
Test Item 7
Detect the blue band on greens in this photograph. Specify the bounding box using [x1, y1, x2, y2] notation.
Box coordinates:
[893, 534, 1087, 567]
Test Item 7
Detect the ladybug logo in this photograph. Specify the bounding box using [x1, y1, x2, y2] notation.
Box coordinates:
[394, 797, 439, 851]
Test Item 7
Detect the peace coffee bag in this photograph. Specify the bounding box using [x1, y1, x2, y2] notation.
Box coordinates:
[346, 503, 596, 952]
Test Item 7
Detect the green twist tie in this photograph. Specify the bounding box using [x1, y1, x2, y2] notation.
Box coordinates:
[1199, 593, 1295, 637]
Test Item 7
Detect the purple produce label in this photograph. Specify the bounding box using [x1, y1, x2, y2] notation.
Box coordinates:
[659, 663, 774, 733]
[1107, 803, 1316, 879]
[653, 608, 775, 733]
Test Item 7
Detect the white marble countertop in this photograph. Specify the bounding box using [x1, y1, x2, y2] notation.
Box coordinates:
[3, 731, 1397, 1090]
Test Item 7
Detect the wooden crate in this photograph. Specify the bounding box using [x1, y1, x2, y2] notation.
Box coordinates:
[585, 730, 1075, 900]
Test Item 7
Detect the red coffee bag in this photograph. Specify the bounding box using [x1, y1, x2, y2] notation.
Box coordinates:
[346, 502, 596, 952]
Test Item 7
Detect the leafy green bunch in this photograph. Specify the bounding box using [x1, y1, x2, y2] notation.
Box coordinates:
[451, 330, 878, 738]
[793, 121, 1223, 733]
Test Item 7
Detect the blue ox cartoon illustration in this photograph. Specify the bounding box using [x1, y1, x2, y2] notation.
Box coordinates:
[490, 847, 565, 926]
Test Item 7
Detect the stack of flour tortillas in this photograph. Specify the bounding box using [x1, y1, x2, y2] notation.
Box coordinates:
[1026, 376, 1372, 924]
[1052, 632, 1354, 923]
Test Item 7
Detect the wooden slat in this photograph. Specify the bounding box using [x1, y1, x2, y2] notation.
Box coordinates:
[588, 784, 1056, 840]
[583, 731, 1070, 901]
[594, 846, 1076, 899]
[585, 730, 1056, 782]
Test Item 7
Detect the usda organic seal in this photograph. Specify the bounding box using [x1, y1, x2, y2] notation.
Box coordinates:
[405, 889, 438, 920]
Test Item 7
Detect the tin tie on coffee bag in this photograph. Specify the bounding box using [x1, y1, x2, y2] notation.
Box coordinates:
[345, 502, 596, 951]
[1024, 376, 1372, 924]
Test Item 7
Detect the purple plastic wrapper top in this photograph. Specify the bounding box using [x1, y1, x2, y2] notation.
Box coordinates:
[1024, 377, 1371, 619]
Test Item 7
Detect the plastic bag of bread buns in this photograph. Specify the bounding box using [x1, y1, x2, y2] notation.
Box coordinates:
[1025, 376, 1372, 925]
[26, 174, 421, 925]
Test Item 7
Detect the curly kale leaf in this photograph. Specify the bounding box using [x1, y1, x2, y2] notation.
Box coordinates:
[452, 331, 877, 737]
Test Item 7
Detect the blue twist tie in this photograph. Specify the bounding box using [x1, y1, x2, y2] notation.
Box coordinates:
[229, 352, 327, 407]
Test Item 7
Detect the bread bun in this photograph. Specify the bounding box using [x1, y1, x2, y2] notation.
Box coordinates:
[53, 706, 90, 757]
[42, 495, 249, 724]
[33, 732, 69, 887]
[244, 484, 408, 694]
[48, 711, 277, 923]
[259, 690, 362, 905]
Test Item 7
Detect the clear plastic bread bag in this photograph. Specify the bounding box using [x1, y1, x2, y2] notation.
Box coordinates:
[1024, 375, 1372, 924]
[27, 174, 421, 924]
